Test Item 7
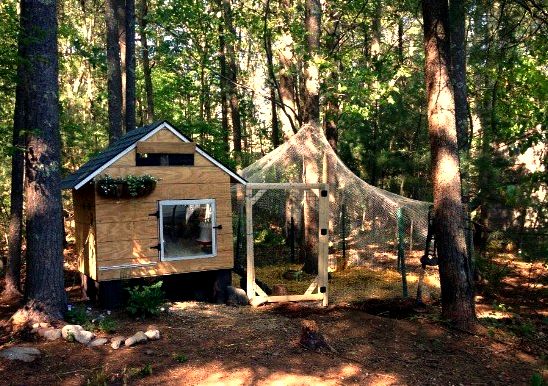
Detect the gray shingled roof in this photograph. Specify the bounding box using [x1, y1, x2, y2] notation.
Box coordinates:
[62, 121, 169, 189]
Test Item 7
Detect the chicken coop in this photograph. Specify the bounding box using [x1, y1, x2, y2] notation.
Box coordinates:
[62, 120, 246, 306]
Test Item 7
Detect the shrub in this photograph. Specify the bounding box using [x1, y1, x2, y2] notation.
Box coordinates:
[126, 281, 165, 317]
[66, 304, 89, 325]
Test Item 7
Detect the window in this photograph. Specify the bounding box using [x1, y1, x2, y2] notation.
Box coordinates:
[136, 153, 194, 166]
[158, 199, 217, 261]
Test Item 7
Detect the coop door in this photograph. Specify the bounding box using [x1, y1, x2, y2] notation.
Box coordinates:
[158, 199, 217, 261]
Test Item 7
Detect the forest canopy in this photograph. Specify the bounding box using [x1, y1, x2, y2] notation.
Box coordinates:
[0, 0, 546, 252]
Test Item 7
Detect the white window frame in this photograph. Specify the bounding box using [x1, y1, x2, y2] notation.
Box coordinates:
[158, 199, 217, 261]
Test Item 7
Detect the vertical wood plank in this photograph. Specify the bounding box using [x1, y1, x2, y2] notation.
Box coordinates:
[245, 185, 255, 300]
[318, 183, 329, 306]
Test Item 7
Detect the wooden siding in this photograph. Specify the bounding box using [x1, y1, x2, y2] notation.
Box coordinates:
[92, 128, 234, 281]
[73, 184, 97, 280]
[136, 141, 196, 154]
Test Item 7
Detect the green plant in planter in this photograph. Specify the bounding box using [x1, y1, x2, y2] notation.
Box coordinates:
[96, 174, 158, 198]
[96, 175, 124, 198]
[125, 174, 158, 197]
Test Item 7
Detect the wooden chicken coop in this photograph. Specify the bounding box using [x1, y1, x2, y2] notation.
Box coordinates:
[62, 120, 246, 306]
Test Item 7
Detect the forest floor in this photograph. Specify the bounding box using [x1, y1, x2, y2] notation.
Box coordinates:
[0, 250, 546, 385]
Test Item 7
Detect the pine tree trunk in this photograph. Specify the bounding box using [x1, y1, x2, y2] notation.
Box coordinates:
[125, 0, 136, 131]
[106, 0, 123, 141]
[139, 0, 154, 122]
[302, 0, 321, 126]
[263, 0, 280, 147]
[422, 0, 475, 330]
[220, 0, 242, 156]
[117, 0, 127, 126]
[22, 0, 66, 319]
[218, 17, 230, 154]
[449, 0, 469, 153]
[3, 2, 28, 299]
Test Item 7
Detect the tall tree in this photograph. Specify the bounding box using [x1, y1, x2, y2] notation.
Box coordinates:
[105, 0, 123, 141]
[302, 0, 321, 126]
[3, 1, 28, 299]
[218, 9, 230, 154]
[21, 0, 66, 319]
[220, 0, 242, 156]
[301, 0, 322, 274]
[138, 0, 154, 122]
[125, 0, 136, 131]
[449, 0, 469, 153]
[422, 0, 476, 330]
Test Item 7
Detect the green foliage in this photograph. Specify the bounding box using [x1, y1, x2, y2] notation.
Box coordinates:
[96, 174, 158, 198]
[530, 372, 547, 386]
[95, 316, 118, 334]
[65, 304, 89, 325]
[126, 281, 165, 317]
[475, 255, 511, 290]
[86, 369, 108, 386]
[173, 353, 188, 363]
[254, 228, 285, 247]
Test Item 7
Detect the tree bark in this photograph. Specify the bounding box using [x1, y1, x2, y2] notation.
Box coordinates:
[125, 0, 136, 131]
[220, 0, 242, 156]
[117, 0, 127, 126]
[422, 0, 475, 330]
[263, 0, 280, 147]
[138, 0, 154, 122]
[449, 0, 469, 153]
[218, 14, 230, 154]
[3, 2, 28, 299]
[106, 0, 123, 141]
[302, 0, 321, 126]
[139, 0, 154, 122]
[22, 0, 66, 319]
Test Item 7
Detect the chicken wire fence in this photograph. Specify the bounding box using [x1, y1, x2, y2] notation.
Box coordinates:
[231, 124, 433, 296]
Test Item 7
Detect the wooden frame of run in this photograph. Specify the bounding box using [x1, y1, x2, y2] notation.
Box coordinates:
[245, 182, 329, 307]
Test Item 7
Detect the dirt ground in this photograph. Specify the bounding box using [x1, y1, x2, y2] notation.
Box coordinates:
[0, 252, 546, 386]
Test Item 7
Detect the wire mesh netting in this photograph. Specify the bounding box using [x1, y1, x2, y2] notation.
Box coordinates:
[232, 124, 434, 298]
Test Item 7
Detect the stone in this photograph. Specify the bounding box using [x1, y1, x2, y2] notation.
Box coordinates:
[144, 329, 160, 340]
[125, 331, 147, 347]
[89, 338, 108, 347]
[0, 347, 41, 362]
[225, 286, 249, 306]
[61, 325, 83, 340]
[42, 328, 62, 341]
[110, 336, 125, 350]
[74, 330, 94, 345]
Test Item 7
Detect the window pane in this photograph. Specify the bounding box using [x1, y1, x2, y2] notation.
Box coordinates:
[161, 201, 215, 260]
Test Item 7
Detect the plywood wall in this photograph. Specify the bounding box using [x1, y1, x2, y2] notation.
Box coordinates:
[92, 127, 234, 281]
[73, 184, 97, 280]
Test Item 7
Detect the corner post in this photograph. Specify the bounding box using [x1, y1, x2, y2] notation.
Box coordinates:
[245, 185, 255, 301]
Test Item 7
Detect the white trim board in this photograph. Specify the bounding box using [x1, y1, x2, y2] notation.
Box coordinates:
[73, 121, 247, 190]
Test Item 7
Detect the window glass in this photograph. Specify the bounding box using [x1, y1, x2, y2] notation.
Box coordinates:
[159, 200, 216, 260]
[136, 153, 194, 166]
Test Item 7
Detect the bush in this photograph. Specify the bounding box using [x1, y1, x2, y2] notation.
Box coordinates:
[66, 304, 89, 325]
[126, 281, 165, 317]
[475, 254, 511, 289]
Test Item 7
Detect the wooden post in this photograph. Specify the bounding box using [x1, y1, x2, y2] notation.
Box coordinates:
[397, 207, 408, 297]
[245, 185, 255, 300]
[318, 183, 329, 307]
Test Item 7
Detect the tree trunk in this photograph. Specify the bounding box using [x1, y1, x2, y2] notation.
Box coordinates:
[22, 0, 66, 319]
[218, 15, 230, 154]
[139, 0, 154, 122]
[449, 0, 469, 153]
[3, 2, 28, 299]
[117, 0, 127, 127]
[106, 0, 123, 141]
[125, 0, 136, 131]
[302, 0, 321, 126]
[263, 0, 280, 147]
[422, 0, 475, 330]
[220, 0, 242, 156]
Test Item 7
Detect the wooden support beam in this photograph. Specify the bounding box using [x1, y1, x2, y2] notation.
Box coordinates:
[246, 182, 326, 190]
[246, 186, 255, 300]
[136, 141, 196, 154]
[318, 185, 329, 307]
[251, 189, 267, 205]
